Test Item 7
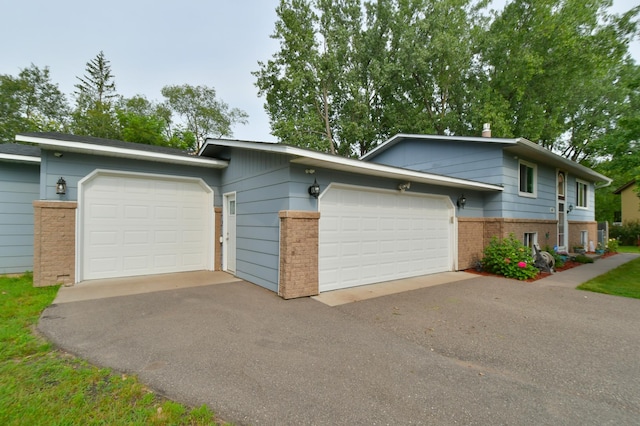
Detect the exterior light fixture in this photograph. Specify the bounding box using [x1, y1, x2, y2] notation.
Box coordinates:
[457, 194, 467, 209]
[567, 204, 574, 213]
[308, 179, 320, 198]
[398, 182, 411, 192]
[56, 177, 67, 195]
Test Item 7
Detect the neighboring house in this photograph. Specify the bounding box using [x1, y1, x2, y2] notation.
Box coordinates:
[0, 143, 41, 274]
[10, 131, 610, 298]
[613, 180, 640, 224]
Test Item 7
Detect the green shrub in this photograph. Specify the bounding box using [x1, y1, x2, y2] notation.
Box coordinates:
[574, 254, 594, 264]
[543, 245, 565, 269]
[482, 234, 539, 280]
[609, 220, 640, 246]
[606, 238, 619, 253]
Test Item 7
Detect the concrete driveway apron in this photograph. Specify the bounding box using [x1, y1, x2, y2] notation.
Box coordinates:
[39, 254, 640, 425]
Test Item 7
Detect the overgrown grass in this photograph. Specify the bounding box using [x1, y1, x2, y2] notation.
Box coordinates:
[617, 245, 640, 254]
[577, 257, 640, 299]
[0, 273, 224, 425]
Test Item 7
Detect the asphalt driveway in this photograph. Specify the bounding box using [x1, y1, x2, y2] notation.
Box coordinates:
[39, 255, 640, 425]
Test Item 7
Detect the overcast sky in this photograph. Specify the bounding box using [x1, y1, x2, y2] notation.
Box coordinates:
[1, 0, 638, 142]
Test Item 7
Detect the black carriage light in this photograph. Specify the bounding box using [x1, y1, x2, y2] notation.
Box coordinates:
[308, 178, 320, 198]
[56, 177, 67, 195]
[567, 204, 574, 214]
[457, 194, 467, 209]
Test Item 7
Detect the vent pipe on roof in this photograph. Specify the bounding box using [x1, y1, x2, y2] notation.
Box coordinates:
[482, 123, 491, 138]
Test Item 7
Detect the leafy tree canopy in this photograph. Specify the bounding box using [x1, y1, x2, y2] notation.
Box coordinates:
[1, 52, 247, 151]
[255, 0, 639, 161]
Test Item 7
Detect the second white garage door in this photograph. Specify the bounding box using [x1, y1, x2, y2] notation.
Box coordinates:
[79, 170, 213, 281]
[319, 185, 454, 292]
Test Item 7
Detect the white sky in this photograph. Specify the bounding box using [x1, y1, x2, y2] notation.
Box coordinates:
[1, 0, 638, 143]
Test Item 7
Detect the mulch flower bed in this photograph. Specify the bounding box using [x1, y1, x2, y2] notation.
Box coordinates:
[465, 251, 618, 282]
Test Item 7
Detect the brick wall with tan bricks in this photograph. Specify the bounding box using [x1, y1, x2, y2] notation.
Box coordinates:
[568, 221, 597, 251]
[278, 210, 320, 299]
[458, 218, 558, 270]
[33, 201, 77, 287]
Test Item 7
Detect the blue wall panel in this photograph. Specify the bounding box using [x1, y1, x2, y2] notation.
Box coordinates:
[40, 150, 222, 202]
[0, 162, 40, 273]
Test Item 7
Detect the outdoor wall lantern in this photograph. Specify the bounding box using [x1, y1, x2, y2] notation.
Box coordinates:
[56, 177, 67, 195]
[457, 194, 467, 209]
[308, 179, 320, 198]
[567, 204, 574, 214]
[398, 182, 411, 192]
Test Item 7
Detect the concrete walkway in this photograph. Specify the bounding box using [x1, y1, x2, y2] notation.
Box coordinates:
[52, 271, 241, 304]
[38, 253, 640, 425]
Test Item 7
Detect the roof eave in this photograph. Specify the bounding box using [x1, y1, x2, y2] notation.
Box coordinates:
[17, 134, 228, 169]
[203, 138, 504, 192]
[360, 133, 518, 160]
[510, 139, 612, 185]
[0, 153, 41, 164]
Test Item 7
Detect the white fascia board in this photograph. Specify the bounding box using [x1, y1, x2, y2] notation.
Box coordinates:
[0, 153, 41, 164]
[514, 138, 612, 185]
[360, 133, 518, 160]
[16, 135, 228, 169]
[205, 138, 503, 192]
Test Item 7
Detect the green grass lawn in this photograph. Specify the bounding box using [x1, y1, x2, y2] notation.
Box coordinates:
[617, 245, 640, 254]
[578, 256, 640, 299]
[0, 273, 225, 425]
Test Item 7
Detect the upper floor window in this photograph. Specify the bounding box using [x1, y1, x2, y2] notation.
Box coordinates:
[576, 180, 588, 208]
[519, 160, 537, 197]
[557, 171, 565, 199]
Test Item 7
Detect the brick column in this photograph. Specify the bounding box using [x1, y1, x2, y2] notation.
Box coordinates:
[33, 201, 77, 287]
[278, 210, 320, 299]
[457, 218, 486, 270]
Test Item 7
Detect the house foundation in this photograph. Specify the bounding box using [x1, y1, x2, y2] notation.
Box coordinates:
[458, 217, 566, 270]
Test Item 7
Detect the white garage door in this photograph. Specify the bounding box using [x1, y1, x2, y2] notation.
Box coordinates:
[79, 171, 213, 281]
[319, 185, 454, 292]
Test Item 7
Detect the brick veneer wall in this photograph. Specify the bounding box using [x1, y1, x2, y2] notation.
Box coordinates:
[457, 218, 558, 270]
[568, 221, 597, 251]
[33, 201, 77, 287]
[278, 210, 320, 299]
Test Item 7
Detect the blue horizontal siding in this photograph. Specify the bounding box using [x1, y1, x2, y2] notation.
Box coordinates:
[41, 150, 221, 201]
[0, 162, 39, 273]
[222, 149, 292, 291]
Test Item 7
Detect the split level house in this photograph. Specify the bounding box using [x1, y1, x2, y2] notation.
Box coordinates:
[0, 131, 611, 298]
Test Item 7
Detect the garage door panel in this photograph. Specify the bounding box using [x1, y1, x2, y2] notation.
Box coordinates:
[81, 173, 212, 281]
[319, 186, 453, 292]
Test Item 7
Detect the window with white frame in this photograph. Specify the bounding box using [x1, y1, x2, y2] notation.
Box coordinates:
[524, 232, 538, 253]
[519, 160, 537, 197]
[576, 180, 588, 208]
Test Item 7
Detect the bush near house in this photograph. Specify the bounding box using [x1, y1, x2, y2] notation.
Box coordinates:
[482, 234, 539, 280]
[609, 221, 640, 246]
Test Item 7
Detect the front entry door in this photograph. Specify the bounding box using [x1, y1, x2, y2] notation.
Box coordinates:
[223, 193, 236, 273]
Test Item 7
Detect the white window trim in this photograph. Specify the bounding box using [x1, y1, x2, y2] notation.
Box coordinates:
[524, 232, 538, 255]
[576, 179, 589, 209]
[518, 160, 537, 198]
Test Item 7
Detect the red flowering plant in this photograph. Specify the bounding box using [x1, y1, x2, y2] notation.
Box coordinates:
[481, 234, 539, 280]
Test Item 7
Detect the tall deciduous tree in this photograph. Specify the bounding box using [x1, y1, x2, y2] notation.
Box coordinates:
[256, 0, 638, 161]
[475, 0, 638, 161]
[0, 65, 69, 141]
[72, 51, 120, 139]
[161, 84, 248, 151]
